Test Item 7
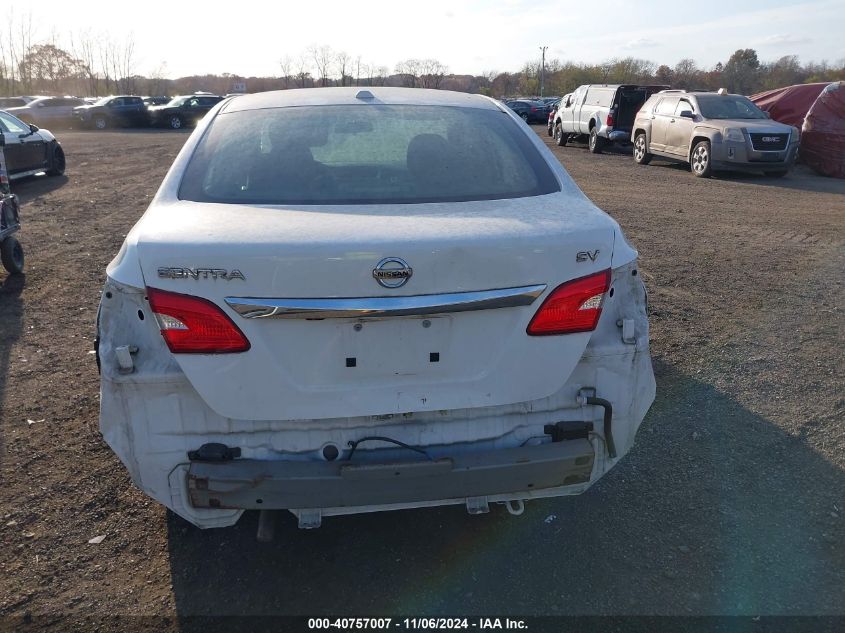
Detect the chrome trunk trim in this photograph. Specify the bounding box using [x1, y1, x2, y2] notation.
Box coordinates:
[225, 284, 547, 319]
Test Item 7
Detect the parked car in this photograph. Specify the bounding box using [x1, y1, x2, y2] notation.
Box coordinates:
[0, 97, 28, 109]
[547, 96, 565, 136]
[5, 96, 86, 129]
[552, 84, 668, 152]
[74, 95, 148, 130]
[0, 110, 66, 180]
[505, 99, 550, 124]
[631, 89, 800, 177]
[97, 87, 655, 531]
[147, 94, 224, 129]
[0, 138, 25, 275]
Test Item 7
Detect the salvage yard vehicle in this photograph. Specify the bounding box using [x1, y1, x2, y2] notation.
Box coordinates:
[505, 99, 550, 123]
[147, 94, 224, 129]
[0, 133, 25, 275]
[5, 96, 86, 129]
[74, 95, 149, 130]
[632, 89, 800, 177]
[0, 110, 66, 180]
[553, 84, 668, 152]
[97, 87, 655, 532]
[547, 96, 566, 136]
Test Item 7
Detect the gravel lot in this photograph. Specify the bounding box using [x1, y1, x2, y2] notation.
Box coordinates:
[0, 128, 842, 626]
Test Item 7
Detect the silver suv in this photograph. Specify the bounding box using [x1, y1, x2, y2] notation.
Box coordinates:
[631, 90, 799, 177]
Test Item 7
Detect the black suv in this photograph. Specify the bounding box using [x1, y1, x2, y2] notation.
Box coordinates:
[74, 96, 148, 129]
[148, 95, 224, 129]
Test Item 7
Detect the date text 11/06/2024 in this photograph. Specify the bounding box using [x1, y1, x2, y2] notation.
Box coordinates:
[307, 618, 528, 630]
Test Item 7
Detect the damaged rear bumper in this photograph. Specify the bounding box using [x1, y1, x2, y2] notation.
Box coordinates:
[187, 439, 595, 511]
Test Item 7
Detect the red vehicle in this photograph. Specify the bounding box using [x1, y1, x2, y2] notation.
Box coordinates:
[547, 96, 565, 136]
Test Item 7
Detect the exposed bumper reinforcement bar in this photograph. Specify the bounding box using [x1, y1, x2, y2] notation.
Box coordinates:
[187, 440, 595, 510]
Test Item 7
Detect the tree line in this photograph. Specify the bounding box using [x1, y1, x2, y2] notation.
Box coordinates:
[508, 50, 844, 98]
[1, 11, 842, 99]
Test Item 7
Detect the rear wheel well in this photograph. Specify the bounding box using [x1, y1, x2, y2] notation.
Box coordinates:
[634, 128, 647, 139]
[589, 119, 596, 131]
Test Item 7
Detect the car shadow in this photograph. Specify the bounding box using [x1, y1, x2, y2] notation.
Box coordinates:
[0, 272, 25, 470]
[75, 128, 192, 135]
[721, 165, 845, 193]
[166, 360, 844, 622]
[10, 175, 69, 203]
[635, 160, 844, 192]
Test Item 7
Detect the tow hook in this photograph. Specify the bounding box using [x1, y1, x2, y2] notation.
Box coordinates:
[577, 388, 617, 459]
[187, 443, 241, 462]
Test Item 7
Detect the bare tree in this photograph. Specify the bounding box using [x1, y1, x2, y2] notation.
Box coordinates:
[69, 29, 100, 96]
[119, 33, 135, 93]
[279, 55, 293, 89]
[335, 50, 351, 87]
[374, 66, 389, 86]
[418, 59, 447, 89]
[5, 9, 36, 93]
[295, 53, 312, 88]
[673, 58, 700, 89]
[148, 61, 168, 96]
[395, 59, 421, 87]
[310, 45, 333, 87]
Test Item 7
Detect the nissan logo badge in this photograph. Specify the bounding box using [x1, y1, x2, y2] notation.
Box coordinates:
[372, 257, 413, 288]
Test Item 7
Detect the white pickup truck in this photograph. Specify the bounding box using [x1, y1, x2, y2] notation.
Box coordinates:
[552, 84, 668, 153]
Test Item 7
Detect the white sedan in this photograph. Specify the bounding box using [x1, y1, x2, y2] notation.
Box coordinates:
[97, 87, 655, 531]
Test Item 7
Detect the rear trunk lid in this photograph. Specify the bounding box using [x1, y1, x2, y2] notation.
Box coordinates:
[135, 193, 617, 420]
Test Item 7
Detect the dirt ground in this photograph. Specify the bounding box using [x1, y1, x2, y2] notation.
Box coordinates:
[0, 128, 843, 628]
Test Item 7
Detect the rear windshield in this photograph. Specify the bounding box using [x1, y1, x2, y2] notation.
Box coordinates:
[697, 95, 767, 120]
[178, 105, 560, 205]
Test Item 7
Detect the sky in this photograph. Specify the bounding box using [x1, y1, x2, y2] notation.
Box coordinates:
[11, 0, 845, 78]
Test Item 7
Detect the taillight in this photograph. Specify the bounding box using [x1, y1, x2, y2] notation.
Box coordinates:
[606, 111, 615, 127]
[526, 270, 611, 336]
[531, 106, 537, 112]
[146, 287, 250, 353]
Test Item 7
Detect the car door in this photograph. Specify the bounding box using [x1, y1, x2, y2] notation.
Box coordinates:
[559, 91, 577, 132]
[126, 97, 146, 125]
[36, 98, 64, 127]
[183, 97, 201, 122]
[578, 87, 596, 133]
[649, 97, 679, 152]
[108, 98, 127, 125]
[56, 97, 83, 125]
[0, 112, 36, 173]
[665, 98, 696, 156]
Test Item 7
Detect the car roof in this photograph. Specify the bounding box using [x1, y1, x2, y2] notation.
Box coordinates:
[221, 87, 501, 114]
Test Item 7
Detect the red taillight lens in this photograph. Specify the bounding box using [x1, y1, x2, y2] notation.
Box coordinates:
[146, 287, 250, 353]
[531, 106, 538, 112]
[606, 112, 615, 127]
[526, 270, 611, 336]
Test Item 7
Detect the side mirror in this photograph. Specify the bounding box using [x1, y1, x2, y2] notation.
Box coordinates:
[29, 123, 39, 133]
[679, 110, 695, 119]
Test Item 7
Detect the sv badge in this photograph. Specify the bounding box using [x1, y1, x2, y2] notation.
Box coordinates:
[576, 250, 599, 263]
